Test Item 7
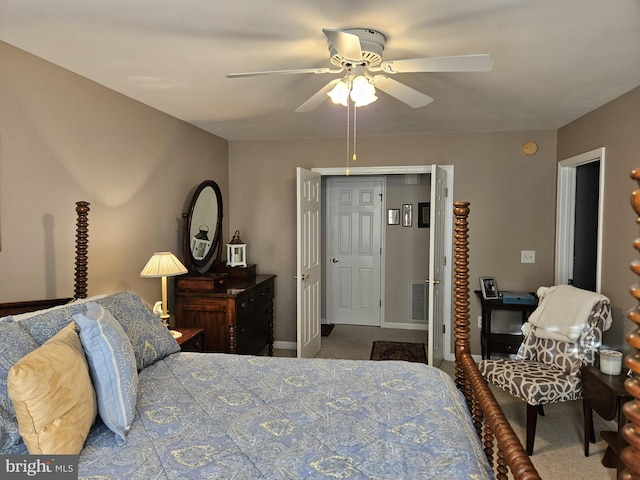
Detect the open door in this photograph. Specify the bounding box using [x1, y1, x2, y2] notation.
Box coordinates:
[296, 167, 322, 358]
[427, 166, 447, 367]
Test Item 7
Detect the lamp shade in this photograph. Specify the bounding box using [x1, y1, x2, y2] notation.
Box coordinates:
[140, 252, 188, 278]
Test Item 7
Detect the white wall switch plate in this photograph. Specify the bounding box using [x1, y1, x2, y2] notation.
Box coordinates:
[478, 316, 482, 329]
[521, 250, 536, 263]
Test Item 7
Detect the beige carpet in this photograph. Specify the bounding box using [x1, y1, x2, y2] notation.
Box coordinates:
[439, 360, 617, 480]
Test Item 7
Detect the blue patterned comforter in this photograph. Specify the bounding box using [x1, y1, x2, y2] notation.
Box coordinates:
[69, 353, 492, 479]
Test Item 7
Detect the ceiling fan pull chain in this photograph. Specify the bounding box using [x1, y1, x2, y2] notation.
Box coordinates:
[353, 105, 357, 163]
[346, 97, 351, 176]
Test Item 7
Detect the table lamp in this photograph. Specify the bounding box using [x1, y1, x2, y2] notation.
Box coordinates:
[140, 252, 187, 327]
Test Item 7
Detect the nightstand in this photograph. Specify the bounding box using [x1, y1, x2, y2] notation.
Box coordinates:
[582, 365, 633, 474]
[173, 327, 205, 352]
[474, 290, 538, 359]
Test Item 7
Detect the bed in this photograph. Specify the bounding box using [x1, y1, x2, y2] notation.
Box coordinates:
[0, 201, 545, 479]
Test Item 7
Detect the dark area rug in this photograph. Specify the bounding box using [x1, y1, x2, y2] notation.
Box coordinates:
[321, 324, 335, 337]
[370, 341, 427, 363]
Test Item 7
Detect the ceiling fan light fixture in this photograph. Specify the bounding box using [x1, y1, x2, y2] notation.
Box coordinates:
[350, 75, 377, 107]
[327, 80, 350, 106]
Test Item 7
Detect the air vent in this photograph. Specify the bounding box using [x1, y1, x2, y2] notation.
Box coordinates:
[410, 282, 428, 323]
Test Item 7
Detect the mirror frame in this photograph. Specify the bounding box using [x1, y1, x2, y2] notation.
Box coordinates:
[182, 180, 223, 272]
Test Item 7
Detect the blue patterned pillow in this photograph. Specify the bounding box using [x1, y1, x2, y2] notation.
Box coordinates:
[74, 302, 138, 445]
[95, 291, 179, 370]
[18, 303, 84, 345]
[0, 317, 39, 452]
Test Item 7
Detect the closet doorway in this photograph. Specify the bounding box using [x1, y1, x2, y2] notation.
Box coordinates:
[296, 165, 454, 366]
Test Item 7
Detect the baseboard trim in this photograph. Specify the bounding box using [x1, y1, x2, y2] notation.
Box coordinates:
[273, 340, 296, 351]
[379, 322, 428, 331]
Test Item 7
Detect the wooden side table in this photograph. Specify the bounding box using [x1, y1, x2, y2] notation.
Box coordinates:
[582, 365, 632, 474]
[173, 327, 205, 352]
[474, 290, 537, 359]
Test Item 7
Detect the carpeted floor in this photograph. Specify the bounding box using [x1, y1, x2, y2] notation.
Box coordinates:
[370, 340, 427, 363]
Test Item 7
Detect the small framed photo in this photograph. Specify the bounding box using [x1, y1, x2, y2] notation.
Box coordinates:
[418, 202, 431, 228]
[402, 204, 413, 227]
[480, 277, 499, 300]
[387, 209, 400, 225]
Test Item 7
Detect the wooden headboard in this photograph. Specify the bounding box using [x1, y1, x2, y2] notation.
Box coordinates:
[0, 201, 89, 318]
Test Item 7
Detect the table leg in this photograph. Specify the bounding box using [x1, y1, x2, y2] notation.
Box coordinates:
[583, 399, 594, 457]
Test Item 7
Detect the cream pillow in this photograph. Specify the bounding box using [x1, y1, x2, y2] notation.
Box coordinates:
[8, 322, 97, 454]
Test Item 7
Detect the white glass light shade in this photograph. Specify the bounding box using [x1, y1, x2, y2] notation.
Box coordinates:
[327, 80, 349, 106]
[350, 76, 377, 107]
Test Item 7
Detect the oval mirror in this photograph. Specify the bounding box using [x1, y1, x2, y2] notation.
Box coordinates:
[183, 180, 223, 272]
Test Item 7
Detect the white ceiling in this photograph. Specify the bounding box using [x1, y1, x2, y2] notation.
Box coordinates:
[1, 1, 639, 141]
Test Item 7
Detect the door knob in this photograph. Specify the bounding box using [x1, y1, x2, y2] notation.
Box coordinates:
[295, 274, 310, 280]
[425, 278, 441, 284]
[331, 258, 341, 263]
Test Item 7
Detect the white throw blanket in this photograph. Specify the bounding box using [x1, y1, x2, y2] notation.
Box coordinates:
[525, 285, 611, 342]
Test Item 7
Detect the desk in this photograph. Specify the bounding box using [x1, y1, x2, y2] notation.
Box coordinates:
[474, 290, 537, 359]
[582, 366, 632, 474]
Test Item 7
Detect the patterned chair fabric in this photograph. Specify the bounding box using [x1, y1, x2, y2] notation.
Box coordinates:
[478, 298, 611, 454]
[479, 300, 610, 406]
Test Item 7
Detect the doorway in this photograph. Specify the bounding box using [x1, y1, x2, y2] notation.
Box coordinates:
[296, 165, 454, 363]
[555, 148, 605, 292]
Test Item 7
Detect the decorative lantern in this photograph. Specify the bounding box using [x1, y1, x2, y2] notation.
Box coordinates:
[191, 225, 211, 260]
[226, 230, 247, 267]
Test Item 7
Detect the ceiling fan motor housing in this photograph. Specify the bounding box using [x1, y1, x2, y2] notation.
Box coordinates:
[329, 28, 386, 68]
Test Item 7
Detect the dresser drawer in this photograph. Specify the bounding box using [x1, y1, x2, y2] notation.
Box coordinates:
[175, 274, 275, 355]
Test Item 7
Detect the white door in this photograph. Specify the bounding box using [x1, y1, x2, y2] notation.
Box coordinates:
[296, 168, 322, 358]
[428, 166, 447, 367]
[326, 177, 383, 326]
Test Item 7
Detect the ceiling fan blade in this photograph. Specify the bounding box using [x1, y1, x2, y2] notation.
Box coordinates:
[295, 79, 341, 113]
[227, 67, 335, 78]
[322, 28, 362, 62]
[380, 54, 494, 74]
[373, 76, 434, 108]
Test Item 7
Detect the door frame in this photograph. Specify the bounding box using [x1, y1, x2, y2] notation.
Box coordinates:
[312, 165, 455, 360]
[555, 147, 605, 292]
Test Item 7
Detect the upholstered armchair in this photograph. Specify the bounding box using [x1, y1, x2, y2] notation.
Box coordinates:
[478, 285, 612, 455]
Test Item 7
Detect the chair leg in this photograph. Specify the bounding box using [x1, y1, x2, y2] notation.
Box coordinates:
[538, 404, 545, 416]
[526, 403, 539, 455]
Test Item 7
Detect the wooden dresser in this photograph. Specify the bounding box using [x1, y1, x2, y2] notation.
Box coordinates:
[175, 273, 275, 355]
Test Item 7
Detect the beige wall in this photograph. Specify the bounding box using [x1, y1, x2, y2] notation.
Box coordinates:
[9, 36, 633, 357]
[384, 174, 431, 325]
[557, 85, 640, 352]
[0, 42, 229, 310]
[229, 130, 558, 354]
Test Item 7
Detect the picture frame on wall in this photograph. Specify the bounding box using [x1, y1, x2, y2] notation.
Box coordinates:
[387, 209, 400, 225]
[480, 277, 500, 300]
[402, 204, 412, 227]
[418, 202, 431, 228]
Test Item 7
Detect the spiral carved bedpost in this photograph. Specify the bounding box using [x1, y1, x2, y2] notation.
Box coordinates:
[622, 170, 640, 479]
[452, 201, 540, 480]
[74, 201, 90, 299]
[453, 202, 471, 388]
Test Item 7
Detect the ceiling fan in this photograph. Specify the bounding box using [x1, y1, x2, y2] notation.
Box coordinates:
[227, 27, 494, 112]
